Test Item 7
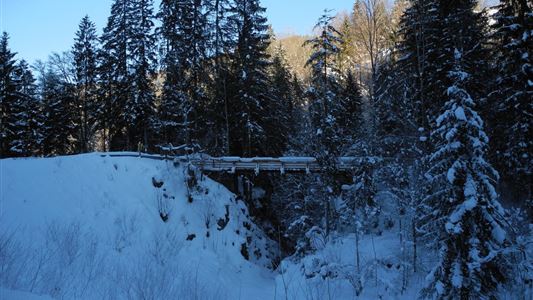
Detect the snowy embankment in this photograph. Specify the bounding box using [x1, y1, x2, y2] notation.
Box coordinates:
[0, 153, 276, 299]
[1, 153, 461, 300]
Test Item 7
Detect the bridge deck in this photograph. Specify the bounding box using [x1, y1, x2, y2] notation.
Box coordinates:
[102, 152, 372, 174]
[182, 156, 366, 174]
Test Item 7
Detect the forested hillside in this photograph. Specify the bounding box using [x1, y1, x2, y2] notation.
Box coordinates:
[1, 0, 531, 299]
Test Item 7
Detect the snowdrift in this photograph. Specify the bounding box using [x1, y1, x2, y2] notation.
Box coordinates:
[0, 153, 276, 299]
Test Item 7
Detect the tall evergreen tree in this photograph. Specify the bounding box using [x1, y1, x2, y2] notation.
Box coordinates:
[99, 0, 156, 151]
[127, 0, 157, 150]
[160, 0, 209, 149]
[304, 11, 344, 160]
[99, 0, 133, 150]
[11, 60, 41, 156]
[420, 50, 509, 299]
[395, 0, 489, 133]
[267, 44, 294, 156]
[39, 66, 77, 156]
[304, 11, 345, 236]
[226, 0, 272, 157]
[395, 0, 445, 132]
[0, 33, 20, 157]
[205, 0, 235, 155]
[336, 70, 363, 148]
[72, 15, 99, 153]
[488, 0, 533, 205]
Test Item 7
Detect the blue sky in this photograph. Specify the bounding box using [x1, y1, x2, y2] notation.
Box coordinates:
[0, 0, 352, 64]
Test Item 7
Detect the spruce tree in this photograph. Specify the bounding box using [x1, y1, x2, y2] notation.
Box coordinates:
[99, 0, 132, 150]
[395, 0, 445, 132]
[72, 15, 99, 153]
[127, 0, 157, 150]
[11, 60, 41, 156]
[420, 51, 509, 299]
[158, 0, 210, 150]
[267, 44, 293, 156]
[304, 11, 344, 236]
[304, 11, 344, 164]
[0, 32, 20, 157]
[227, 0, 272, 157]
[336, 70, 363, 148]
[205, 0, 235, 155]
[99, 0, 156, 151]
[488, 0, 532, 205]
[39, 67, 77, 156]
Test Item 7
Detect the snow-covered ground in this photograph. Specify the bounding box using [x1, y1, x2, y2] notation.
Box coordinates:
[1, 153, 275, 299]
[275, 231, 425, 300]
[1, 153, 498, 299]
[0, 153, 429, 299]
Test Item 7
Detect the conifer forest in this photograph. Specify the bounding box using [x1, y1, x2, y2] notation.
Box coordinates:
[0, 0, 532, 299]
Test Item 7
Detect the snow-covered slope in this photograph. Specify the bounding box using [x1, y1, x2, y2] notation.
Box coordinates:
[6, 153, 509, 300]
[0, 153, 276, 299]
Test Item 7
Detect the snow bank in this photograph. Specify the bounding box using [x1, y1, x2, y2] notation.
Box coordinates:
[0, 287, 53, 300]
[0, 153, 276, 299]
[274, 232, 425, 300]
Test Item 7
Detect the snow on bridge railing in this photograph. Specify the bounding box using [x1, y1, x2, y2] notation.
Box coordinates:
[101, 152, 379, 174]
[178, 155, 378, 174]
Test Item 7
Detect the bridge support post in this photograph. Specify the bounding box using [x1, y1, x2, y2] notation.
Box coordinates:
[233, 173, 240, 198]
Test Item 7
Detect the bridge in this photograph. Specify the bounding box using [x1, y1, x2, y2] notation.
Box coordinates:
[102, 152, 377, 174]
[182, 156, 373, 174]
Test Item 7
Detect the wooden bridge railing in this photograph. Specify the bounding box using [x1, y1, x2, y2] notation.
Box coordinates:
[102, 152, 378, 174]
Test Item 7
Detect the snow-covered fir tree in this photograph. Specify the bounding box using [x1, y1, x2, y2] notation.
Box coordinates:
[0, 35, 42, 157]
[304, 11, 344, 236]
[304, 11, 343, 165]
[420, 50, 509, 299]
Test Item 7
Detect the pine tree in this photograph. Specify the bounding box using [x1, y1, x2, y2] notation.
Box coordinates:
[39, 66, 77, 156]
[420, 51, 509, 299]
[99, 0, 157, 151]
[99, 0, 133, 150]
[395, 0, 445, 132]
[158, 0, 210, 150]
[304, 11, 345, 236]
[394, 0, 490, 135]
[11, 60, 41, 156]
[227, 0, 272, 157]
[205, 0, 235, 155]
[127, 0, 157, 151]
[72, 15, 99, 153]
[0, 32, 20, 157]
[336, 70, 363, 148]
[337, 15, 356, 75]
[157, 0, 189, 148]
[304, 11, 344, 160]
[266, 43, 293, 156]
[286, 74, 311, 154]
[488, 0, 532, 204]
